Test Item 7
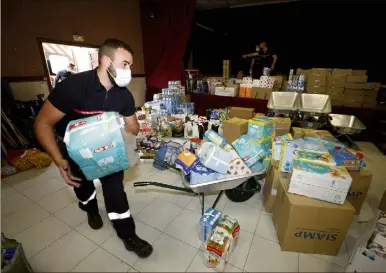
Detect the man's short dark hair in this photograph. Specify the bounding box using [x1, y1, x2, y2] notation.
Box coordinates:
[98, 39, 134, 65]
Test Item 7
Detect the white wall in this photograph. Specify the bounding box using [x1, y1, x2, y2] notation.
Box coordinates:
[10, 77, 146, 107]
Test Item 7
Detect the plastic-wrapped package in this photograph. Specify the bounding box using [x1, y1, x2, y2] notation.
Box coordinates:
[204, 130, 227, 147]
[204, 230, 232, 272]
[216, 215, 240, 245]
[248, 117, 274, 139]
[190, 164, 217, 185]
[64, 112, 138, 180]
[25, 149, 52, 168]
[197, 142, 233, 174]
[200, 208, 222, 242]
[175, 150, 199, 175]
[153, 141, 183, 170]
[223, 144, 251, 176]
[232, 134, 266, 167]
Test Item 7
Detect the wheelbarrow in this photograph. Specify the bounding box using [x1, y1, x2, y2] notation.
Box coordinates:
[134, 157, 265, 215]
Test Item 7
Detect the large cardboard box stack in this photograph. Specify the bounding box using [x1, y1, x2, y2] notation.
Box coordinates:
[344, 70, 368, 107]
[325, 75, 346, 106]
[223, 118, 248, 143]
[362, 82, 380, 108]
[347, 169, 372, 214]
[272, 76, 284, 91]
[264, 166, 288, 212]
[273, 177, 355, 255]
[272, 117, 291, 137]
[306, 69, 330, 94]
[251, 87, 273, 100]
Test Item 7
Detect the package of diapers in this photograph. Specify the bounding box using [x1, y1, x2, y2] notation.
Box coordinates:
[223, 144, 252, 176]
[248, 117, 274, 139]
[232, 134, 266, 167]
[256, 136, 273, 158]
[190, 164, 217, 185]
[197, 142, 233, 174]
[175, 150, 199, 175]
[272, 133, 293, 161]
[64, 112, 137, 180]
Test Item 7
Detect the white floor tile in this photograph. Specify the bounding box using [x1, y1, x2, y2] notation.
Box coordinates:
[132, 170, 181, 196]
[187, 250, 243, 272]
[133, 233, 197, 272]
[310, 239, 350, 268]
[165, 208, 202, 249]
[186, 192, 229, 214]
[37, 186, 77, 213]
[244, 236, 298, 272]
[3, 169, 52, 192]
[2, 203, 50, 237]
[243, 191, 264, 209]
[29, 230, 98, 272]
[1, 183, 19, 199]
[102, 220, 162, 266]
[299, 253, 344, 272]
[255, 211, 278, 243]
[1, 190, 33, 216]
[223, 201, 262, 234]
[128, 268, 139, 272]
[136, 198, 183, 231]
[22, 177, 65, 202]
[71, 247, 130, 272]
[75, 205, 115, 245]
[345, 235, 357, 258]
[14, 216, 71, 258]
[158, 188, 195, 208]
[124, 185, 158, 215]
[227, 230, 254, 269]
[54, 201, 87, 228]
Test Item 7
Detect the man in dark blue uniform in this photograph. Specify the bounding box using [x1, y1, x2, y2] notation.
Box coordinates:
[35, 39, 153, 258]
[53, 63, 75, 87]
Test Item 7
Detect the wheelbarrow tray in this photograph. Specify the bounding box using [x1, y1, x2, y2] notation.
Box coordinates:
[180, 170, 266, 194]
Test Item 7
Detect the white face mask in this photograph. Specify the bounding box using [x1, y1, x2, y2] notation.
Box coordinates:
[107, 60, 132, 87]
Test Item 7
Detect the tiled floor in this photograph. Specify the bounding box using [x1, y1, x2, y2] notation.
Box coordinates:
[1, 142, 386, 272]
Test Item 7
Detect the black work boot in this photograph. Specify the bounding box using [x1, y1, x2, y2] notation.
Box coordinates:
[78, 202, 103, 230]
[122, 234, 153, 258]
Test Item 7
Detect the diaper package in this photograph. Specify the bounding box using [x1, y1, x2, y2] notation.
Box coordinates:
[64, 112, 137, 180]
[232, 134, 266, 167]
[175, 150, 199, 175]
[272, 133, 293, 161]
[279, 140, 328, 173]
[295, 150, 336, 166]
[223, 144, 252, 176]
[200, 208, 222, 242]
[257, 136, 273, 158]
[204, 230, 232, 272]
[248, 117, 274, 139]
[190, 164, 217, 185]
[205, 129, 227, 147]
[304, 136, 345, 151]
[198, 142, 233, 174]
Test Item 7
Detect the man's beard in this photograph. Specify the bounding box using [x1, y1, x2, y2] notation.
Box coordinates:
[107, 64, 117, 86]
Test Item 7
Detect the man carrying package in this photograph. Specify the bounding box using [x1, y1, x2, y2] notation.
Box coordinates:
[35, 39, 153, 258]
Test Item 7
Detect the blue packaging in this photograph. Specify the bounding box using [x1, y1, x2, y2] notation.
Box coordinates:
[204, 129, 227, 147]
[197, 142, 233, 174]
[232, 134, 266, 167]
[200, 208, 222, 242]
[64, 112, 130, 180]
[304, 136, 345, 152]
[153, 141, 183, 171]
[190, 164, 217, 184]
[248, 117, 274, 139]
[330, 149, 365, 171]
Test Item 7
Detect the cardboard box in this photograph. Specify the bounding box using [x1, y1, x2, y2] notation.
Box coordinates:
[332, 68, 352, 76]
[273, 178, 355, 255]
[223, 60, 231, 83]
[346, 75, 368, 83]
[345, 89, 364, 96]
[272, 117, 291, 137]
[344, 100, 363, 108]
[215, 86, 238, 97]
[291, 127, 334, 139]
[282, 81, 288, 91]
[346, 246, 386, 272]
[252, 87, 272, 100]
[351, 70, 367, 76]
[310, 69, 331, 77]
[362, 101, 377, 108]
[331, 99, 344, 106]
[307, 75, 326, 86]
[325, 87, 344, 95]
[345, 82, 366, 89]
[222, 118, 248, 143]
[296, 69, 309, 76]
[379, 190, 386, 213]
[263, 166, 288, 212]
[347, 169, 372, 215]
[265, 89, 273, 100]
[326, 75, 346, 87]
[229, 107, 255, 120]
[307, 86, 325, 94]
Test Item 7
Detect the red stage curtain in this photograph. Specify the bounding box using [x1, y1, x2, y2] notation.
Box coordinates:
[140, 0, 195, 100]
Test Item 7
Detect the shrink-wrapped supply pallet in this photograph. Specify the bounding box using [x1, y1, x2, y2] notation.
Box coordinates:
[64, 112, 138, 180]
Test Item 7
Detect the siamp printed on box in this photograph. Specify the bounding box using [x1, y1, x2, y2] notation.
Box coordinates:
[294, 229, 338, 241]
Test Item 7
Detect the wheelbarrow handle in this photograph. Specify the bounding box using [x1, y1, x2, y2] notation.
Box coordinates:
[133, 181, 194, 193]
[133, 182, 153, 187]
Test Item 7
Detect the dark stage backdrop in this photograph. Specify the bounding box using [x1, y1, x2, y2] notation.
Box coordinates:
[192, 1, 385, 82]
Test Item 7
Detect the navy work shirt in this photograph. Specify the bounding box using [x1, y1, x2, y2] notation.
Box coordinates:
[48, 69, 135, 138]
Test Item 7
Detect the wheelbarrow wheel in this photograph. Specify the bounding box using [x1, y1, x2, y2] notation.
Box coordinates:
[225, 178, 257, 203]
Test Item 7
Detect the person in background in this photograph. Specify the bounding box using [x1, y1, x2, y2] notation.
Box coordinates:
[242, 41, 278, 78]
[35, 39, 153, 258]
[53, 63, 75, 87]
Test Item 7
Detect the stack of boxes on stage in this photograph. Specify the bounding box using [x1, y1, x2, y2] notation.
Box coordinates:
[296, 68, 380, 108]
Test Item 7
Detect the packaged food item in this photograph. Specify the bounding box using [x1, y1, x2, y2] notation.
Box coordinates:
[223, 144, 251, 176]
[232, 134, 266, 167]
[204, 129, 227, 147]
[216, 215, 240, 245]
[248, 117, 274, 139]
[204, 230, 232, 272]
[190, 164, 217, 185]
[175, 150, 199, 175]
[197, 142, 233, 174]
[330, 149, 365, 171]
[295, 150, 336, 166]
[200, 208, 222, 242]
[9, 156, 34, 171]
[25, 149, 52, 169]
